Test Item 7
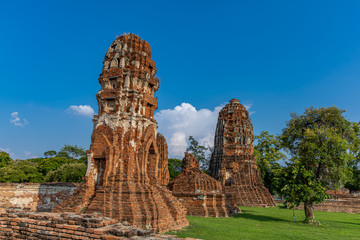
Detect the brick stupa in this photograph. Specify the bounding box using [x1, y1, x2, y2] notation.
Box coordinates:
[209, 99, 276, 207]
[54, 34, 188, 232]
[168, 153, 239, 217]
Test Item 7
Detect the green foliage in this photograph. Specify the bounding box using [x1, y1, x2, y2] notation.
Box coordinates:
[0, 144, 88, 183]
[56, 151, 71, 159]
[186, 136, 208, 170]
[169, 206, 360, 240]
[278, 106, 357, 222]
[344, 167, 360, 191]
[344, 121, 360, 191]
[275, 160, 330, 208]
[56, 144, 86, 160]
[44, 162, 86, 182]
[27, 157, 45, 163]
[38, 157, 75, 175]
[168, 158, 182, 181]
[0, 160, 43, 183]
[254, 131, 286, 194]
[44, 150, 57, 158]
[0, 151, 12, 168]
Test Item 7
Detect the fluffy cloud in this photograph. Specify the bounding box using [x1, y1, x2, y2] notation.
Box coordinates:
[155, 103, 223, 159]
[155, 102, 254, 159]
[10, 112, 28, 127]
[67, 105, 95, 118]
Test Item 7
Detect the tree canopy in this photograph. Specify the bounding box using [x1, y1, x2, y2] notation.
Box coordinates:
[44, 150, 57, 158]
[168, 158, 182, 181]
[186, 136, 208, 170]
[56, 145, 86, 160]
[254, 131, 285, 194]
[44, 162, 86, 182]
[0, 151, 12, 168]
[278, 106, 358, 224]
[0, 160, 43, 183]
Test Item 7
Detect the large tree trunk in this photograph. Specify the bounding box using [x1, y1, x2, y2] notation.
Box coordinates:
[304, 201, 320, 225]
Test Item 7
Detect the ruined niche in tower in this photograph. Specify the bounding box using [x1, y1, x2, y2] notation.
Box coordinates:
[209, 99, 276, 207]
[54, 34, 188, 232]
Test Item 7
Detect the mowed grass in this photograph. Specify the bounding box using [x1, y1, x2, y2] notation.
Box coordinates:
[167, 206, 360, 240]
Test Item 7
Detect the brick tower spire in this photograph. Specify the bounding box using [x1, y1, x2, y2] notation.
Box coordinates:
[55, 34, 188, 232]
[209, 99, 276, 207]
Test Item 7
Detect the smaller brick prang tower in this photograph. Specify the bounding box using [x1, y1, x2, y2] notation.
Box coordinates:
[168, 153, 240, 217]
[209, 99, 276, 207]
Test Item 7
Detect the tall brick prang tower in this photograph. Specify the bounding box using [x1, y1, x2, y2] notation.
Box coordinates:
[54, 34, 188, 232]
[209, 99, 276, 207]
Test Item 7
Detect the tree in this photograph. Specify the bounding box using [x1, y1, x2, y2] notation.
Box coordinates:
[38, 157, 75, 175]
[44, 162, 86, 182]
[0, 151, 12, 168]
[0, 160, 43, 183]
[186, 136, 208, 170]
[168, 158, 182, 181]
[345, 121, 360, 191]
[279, 106, 357, 224]
[44, 150, 57, 158]
[254, 131, 286, 194]
[56, 145, 86, 160]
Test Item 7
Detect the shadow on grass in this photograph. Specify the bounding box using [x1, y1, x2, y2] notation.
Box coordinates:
[233, 210, 288, 222]
[330, 220, 360, 226]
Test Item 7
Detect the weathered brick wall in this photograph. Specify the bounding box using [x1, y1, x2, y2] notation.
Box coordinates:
[0, 183, 79, 212]
[311, 197, 360, 213]
[0, 210, 191, 239]
[290, 193, 360, 214]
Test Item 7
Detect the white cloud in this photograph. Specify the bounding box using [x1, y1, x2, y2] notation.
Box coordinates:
[155, 101, 255, 159]
[243, 103, 255, 115]
[155, 103, 224, 159]
[23, 151, 38, 159]
[10, 112, 28, 127]
[67, 105, 94, 118]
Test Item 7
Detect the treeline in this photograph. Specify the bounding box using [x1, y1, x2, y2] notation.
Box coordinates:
[0, 145, 87, 183]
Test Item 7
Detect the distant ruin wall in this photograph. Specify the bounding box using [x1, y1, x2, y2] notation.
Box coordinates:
[0, 183, 79, 212]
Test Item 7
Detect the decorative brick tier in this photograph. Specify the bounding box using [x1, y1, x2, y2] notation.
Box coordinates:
[0, 210, 193, 239]
[54, 34, 188, 232]
[209, 99, 276, 207]
[168, 153, 240, 217]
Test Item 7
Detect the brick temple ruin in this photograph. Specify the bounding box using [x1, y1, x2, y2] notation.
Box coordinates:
[54, 34, 188, 232]
[209, 99, 276, 207]
[168, 153, 240, 217]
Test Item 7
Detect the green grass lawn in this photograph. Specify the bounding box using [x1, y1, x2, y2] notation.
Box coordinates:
[167, 206, 360, 240]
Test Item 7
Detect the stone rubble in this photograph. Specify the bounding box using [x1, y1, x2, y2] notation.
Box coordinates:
[0, 209, 198, 240]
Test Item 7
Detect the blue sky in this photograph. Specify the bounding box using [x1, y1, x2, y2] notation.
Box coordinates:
[1, 0, 360, 159]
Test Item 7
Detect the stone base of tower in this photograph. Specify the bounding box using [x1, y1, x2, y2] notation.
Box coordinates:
[172, 192, 237, 217]
[54, 182, 188, 233]
[225, 186, 276, 207]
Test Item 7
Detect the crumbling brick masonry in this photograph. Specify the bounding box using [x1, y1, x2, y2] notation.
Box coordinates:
[209, 99, 276, 207]
[168, 153, 240, 217]
[0, 209, 193, 239]
[54, 34, 188, 232]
